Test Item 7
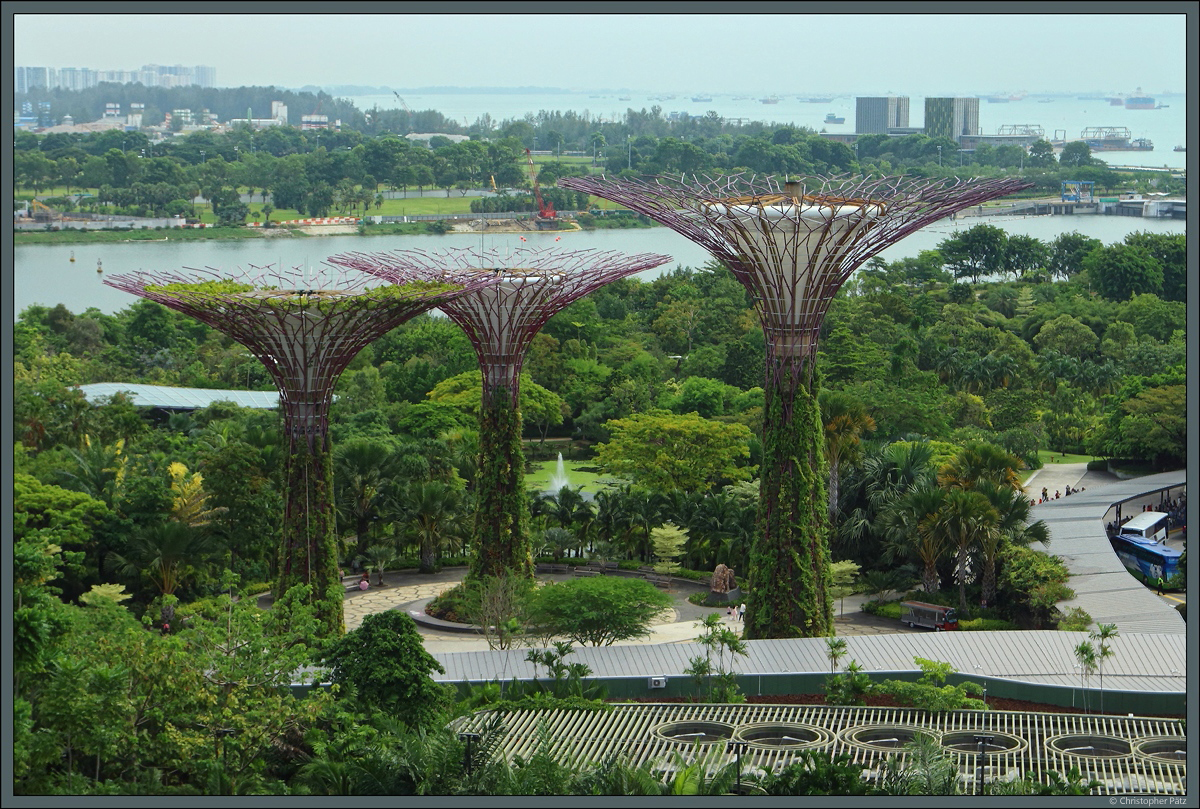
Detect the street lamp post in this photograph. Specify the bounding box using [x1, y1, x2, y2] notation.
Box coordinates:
[937, 145, 942, 166]
[458, 732, 480, 777]
[727, 741, 748, 793]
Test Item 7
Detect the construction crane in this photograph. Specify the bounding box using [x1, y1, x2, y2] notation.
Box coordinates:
[392, 91, 412, 114]
[524, 149, 557, 228]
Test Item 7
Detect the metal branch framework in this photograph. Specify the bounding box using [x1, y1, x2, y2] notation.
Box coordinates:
[330, 247, 672, 580]
[558, 172, 1034, 640]
[330, 247, 672, 398]
[559, 172, 1034, 366]
[104, 263, 484, 634]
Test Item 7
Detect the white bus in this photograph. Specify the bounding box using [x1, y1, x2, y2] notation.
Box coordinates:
[1118, 511, 1171, 544]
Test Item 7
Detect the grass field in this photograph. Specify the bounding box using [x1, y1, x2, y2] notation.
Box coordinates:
[525, 459, 622, 494]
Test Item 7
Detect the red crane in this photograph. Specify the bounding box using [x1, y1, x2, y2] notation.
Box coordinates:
[524, 149, 556, 221]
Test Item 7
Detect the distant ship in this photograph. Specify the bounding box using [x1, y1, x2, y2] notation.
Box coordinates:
[1173, 145, 1185, 152]
[1125, 88, 1155, 110]
[760, 96, 780, 104]
[802, 97, 833, 103]
[618, 96, 631, 101]
[691, 94, 712, 103]
[1156, 103, 1169, 109]
[824, 112, 845, 124]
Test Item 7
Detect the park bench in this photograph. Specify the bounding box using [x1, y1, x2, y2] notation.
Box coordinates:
[573, 567, 603, 578]
[601, 560, 619, 572]
[642, 573, 672, 590]
[536, 562, 571, 575]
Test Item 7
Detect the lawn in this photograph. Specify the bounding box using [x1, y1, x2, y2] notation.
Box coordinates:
[525, 459, 622, 495]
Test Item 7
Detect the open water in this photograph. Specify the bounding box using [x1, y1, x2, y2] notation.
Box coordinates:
[345, 91, 1188, 170]
[13, 215, 1186, 319]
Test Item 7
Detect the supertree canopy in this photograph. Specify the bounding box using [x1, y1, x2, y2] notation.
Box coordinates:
[559, 172, 1034, 638]
[329, 247, 671, 580]
[104, 263, 485, 635]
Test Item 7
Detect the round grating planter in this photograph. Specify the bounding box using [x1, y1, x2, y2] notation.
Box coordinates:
[732, 723, 831, 751]
[840, 725, 937, 752]
[941, 730, 1026, 757]
[653, 721, 735, 745]
[1046, 734, 1132, 758]
[1133, 738, 1186, 763]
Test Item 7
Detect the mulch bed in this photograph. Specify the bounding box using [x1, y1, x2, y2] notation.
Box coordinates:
[618, 694, 1183, 718]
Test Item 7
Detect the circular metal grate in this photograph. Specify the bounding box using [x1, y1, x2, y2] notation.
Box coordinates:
[653, 721, 735, 745]
[1133, 737, 1187, 763]
[732, 723, 831, 750]
[840, 725, 937, 751]
[1046, 734, 1132, 758]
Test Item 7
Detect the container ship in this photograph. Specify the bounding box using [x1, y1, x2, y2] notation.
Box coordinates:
[760, 96, 780, 104]
[1125, 88, 1155, 109]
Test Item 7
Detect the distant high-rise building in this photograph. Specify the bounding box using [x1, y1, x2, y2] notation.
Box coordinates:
[855, 96, 909, 134]
[924, 97, 980, 142]
[15, 63, 216, 92]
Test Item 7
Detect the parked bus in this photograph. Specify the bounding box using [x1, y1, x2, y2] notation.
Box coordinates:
[900, 601, 959, 631]
[1110, 532, 1182, 588]
[1117, 511, 1171, 544]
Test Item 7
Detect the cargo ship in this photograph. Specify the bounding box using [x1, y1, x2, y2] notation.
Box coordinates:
[760, 96, 780, 104]
[1125, 88, 1155, 109]
[824, 112, 845, 124]
[691, 94, 712, 103]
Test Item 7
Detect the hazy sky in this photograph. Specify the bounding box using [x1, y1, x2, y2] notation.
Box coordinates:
[13, 10, 1190, 96]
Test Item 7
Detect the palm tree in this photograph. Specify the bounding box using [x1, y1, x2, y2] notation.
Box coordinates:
[820, 390, 877, 525]
[938, 440, 1023, 492]
[59, 436, 127, 509]
[973, 480, 1050, 606]
[881, 486, 950, 596]
[925, 489, 1000, 612]
[393, 480, 466, 573]
[1090, 623, 1119, 714]
[825, 637, 848, 673]
[358, 544, 398, 587]
[1073, 640, 1097, 713]
[107, 521, 217, 624]
[334, 438, 400, 559]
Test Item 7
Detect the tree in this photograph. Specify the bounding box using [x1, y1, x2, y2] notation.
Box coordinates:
[1033, 313, 1099, 360]
[1027, 139, 1057, 168]
[1058, 141, 1095, 168]
[321, 610, 453, 727]
[594, 411, 754, 493]
[1047, 231, 1102, 280]
[1082, 244, 1163, 302]
[1123, 232, 1185, 303]
[820, 390, 876, 524]
[937, 224, 1008, 283]
[527, 576, 672, 647]
[684, 613, 748, 703]
[924, 489, 1000, 612]
[1073, 640, 1097, 712]
[1089, 623, 1118, 714]
[650, 523, 688, 576]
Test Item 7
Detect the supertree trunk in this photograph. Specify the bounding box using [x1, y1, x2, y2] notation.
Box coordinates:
[750, 350, 834, 637]
[471, 384, 533, 581]
[278, 423, 341, 632]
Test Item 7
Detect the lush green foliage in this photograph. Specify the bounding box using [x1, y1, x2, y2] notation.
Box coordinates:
[526, 576, 673, 647]
[321, 610, 454, 727]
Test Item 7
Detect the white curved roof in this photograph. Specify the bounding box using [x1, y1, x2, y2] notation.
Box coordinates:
[76, 383, 279, 410]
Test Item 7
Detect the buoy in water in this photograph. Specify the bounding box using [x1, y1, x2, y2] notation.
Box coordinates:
[70, 251, 75, 262]
[96, 259, 103, 273]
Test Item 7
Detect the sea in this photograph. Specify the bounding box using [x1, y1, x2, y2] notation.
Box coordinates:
[342, 90, 1188, 170]
[14, 215, 1186, 320]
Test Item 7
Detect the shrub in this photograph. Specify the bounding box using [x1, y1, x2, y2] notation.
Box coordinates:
[526, 576, 672, 647]
[959, 617, 1020, 631]
[1056, 607, 1094, 632]
[874, 657, 986, 712]
[1086, 459, 1109, 472]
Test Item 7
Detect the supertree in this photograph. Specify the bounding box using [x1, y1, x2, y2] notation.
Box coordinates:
[104, 263, 487, 635]
[329, 247, 671, 581]
[559, 172, 1034, 638]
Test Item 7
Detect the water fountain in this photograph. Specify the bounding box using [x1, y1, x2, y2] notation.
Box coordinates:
[548, 452, 571, 492]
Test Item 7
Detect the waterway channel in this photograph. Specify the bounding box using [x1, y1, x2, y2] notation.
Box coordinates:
[13, 214, 1186, 319]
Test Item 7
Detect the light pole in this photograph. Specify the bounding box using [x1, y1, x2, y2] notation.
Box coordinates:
[937, 145, 942, 166]
[458, 732, 480, 777]
[973, 735, 994, 794]
[727, 741, 748, 793]
[627, 135, 632, 170]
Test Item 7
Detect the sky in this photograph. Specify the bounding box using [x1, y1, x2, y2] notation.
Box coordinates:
[12, 9, 1192, 97]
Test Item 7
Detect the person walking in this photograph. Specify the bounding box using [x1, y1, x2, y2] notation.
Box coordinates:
[737, 603, 746, 622]
[1156, 576, 1166, 595]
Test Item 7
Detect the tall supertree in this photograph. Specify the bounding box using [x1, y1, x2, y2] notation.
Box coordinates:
[559, 172, 1033, 638]
[329, 247, 671, 581]
[104, 264, 486, 635]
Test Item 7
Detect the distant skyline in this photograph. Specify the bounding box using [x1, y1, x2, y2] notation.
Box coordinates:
[13, 10, 1190, 98]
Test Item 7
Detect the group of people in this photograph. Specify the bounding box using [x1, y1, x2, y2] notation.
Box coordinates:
[1036, 484, 1087, 505]
[726, 603, 746, 622]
